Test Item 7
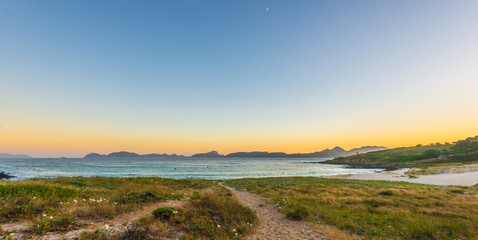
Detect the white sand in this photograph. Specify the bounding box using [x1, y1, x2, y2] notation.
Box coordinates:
[332, 168, 478, 186]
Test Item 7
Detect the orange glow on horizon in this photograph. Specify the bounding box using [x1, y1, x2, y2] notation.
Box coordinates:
[1, 125, 476, 158]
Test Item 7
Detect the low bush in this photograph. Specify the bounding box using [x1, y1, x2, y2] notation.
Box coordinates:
[152, 207, 176, 220]
[31, 213, 75, 234]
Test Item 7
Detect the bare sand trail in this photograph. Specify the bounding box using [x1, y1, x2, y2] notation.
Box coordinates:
[222, 184, 352, 240]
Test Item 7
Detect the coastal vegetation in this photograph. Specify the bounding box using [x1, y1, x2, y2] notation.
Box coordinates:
[226, 177, 478, 239]
[2, 174, 478, 239]
[0, 177, 256, 239]
[405, 163, 478, 175]
[324, 135, 478, 170]
[2, 136, 478, 239]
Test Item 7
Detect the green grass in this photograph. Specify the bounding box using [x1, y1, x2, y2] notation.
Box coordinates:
[0, 177, 212, 223]
[325, 144, 467, 169]
[78, 189, 257, 240]
[0, 177, 256, 239]
[173, 188, 257, 239]
[226, 177, 478, 240]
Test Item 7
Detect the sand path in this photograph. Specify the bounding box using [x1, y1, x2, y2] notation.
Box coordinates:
[222, 184, 352, 240]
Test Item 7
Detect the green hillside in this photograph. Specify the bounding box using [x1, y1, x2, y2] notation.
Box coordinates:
[325, 135, 478, 169]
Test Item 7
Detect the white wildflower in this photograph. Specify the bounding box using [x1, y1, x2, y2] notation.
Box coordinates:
[232, 229, 236, 232]
[50, 216, 53, 219]
[42, 214, 47, 217]
[33, 197, 36, 199]
[217, 224, 221, 228]
[105, 224, 109, 230]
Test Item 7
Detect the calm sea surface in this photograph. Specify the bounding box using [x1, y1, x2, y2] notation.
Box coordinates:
[0, 157, 382, 180]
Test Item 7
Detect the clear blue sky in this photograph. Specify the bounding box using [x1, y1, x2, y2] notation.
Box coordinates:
[1, 1, 478, 157]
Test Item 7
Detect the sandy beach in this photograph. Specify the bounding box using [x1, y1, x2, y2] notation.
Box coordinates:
[330, 165, 478, 186]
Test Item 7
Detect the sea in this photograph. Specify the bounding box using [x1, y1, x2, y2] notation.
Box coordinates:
[0, 157, 383, 180]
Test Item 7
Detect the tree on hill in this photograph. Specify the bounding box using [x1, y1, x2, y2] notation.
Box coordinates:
[452, 135, 478, 160]
[423, 149, 441, 159]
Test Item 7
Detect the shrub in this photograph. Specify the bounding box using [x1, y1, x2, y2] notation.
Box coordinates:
[378, 190, 394, 196]
[113, 191, 159, 205]
[450, 189, 464, 194]
[178, 191, 257, 239]
[285, 205, 310, 220]
[152, 207, 176, 220]
[190, 192, 202, 200]
[31, 213, 75, 234]
[116, 224, 150, 240]
[422, 149, 441, 159]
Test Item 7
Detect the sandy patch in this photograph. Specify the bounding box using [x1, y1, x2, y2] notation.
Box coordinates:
[330, 166, 478, 186]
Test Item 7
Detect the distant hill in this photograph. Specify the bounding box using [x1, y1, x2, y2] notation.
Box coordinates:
[84, 151, 184, 158]
[191, 151, 224, 158]
[84, 146, 388, 159]
[347, 146, 388, 155]
[223, 146, 387, 158]
[225, 151, 288, 158]
[293, 146, 349, 158]
[323, 144, 452, 169]
[0, 153, 31, 158]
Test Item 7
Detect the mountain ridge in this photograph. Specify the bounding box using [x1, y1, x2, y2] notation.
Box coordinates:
[0, 153, 31, 158]
[85, 146, 388, 159]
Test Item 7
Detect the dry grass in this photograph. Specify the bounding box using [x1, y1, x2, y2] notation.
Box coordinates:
[227, 177, 478, 239]
[406, 163, 478, 175]
[0, 177, 211, 222]
[0, 177, 257, 239]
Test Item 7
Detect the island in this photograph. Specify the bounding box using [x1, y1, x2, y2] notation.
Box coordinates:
[84, 146, 388, 159]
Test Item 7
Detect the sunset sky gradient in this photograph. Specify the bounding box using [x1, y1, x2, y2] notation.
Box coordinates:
[1, 1, 478, 157]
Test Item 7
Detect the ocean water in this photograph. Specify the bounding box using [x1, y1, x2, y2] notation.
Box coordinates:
[0, 157, 383, 180]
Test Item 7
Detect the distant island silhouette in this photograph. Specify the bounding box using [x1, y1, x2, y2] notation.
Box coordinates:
[84, 146, 388, 159]
[0, 153, 31, 158]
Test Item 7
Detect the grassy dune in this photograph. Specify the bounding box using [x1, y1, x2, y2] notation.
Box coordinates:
[405, 164, 478, 175]
[227, 177, 478, 240]
[0, 177, 256, 239]
[2, 173, 478, 239]
[327, 136, 478, 170]
[324, 144, 461, 169]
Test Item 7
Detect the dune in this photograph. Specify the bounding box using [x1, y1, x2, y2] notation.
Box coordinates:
[330, 165, 478, 186]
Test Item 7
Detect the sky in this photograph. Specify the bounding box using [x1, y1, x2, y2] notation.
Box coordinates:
[1, 0, 478, 157]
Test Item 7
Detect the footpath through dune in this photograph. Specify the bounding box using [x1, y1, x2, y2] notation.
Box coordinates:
[222, 184, 352, 240]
